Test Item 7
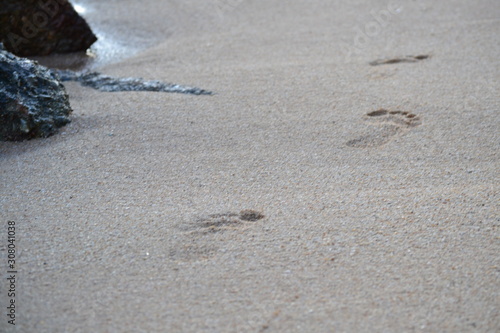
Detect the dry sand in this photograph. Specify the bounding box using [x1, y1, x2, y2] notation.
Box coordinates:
[1, 0, 499, 332]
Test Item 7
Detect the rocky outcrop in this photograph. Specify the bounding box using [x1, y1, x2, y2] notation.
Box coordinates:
[0, 45, 72, 141]
[55, 70, 213, 95]
[0, 0, 97, 56]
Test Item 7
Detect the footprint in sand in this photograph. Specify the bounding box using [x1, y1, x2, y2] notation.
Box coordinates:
[346, 109, 421, 148]
[369, 55, 429, 66]
[193, 210, 265, 234]
[168, 209, 265, 262]
[168, 210, 265, 262]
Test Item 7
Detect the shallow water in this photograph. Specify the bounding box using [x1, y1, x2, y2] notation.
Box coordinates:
[32, 0, 175, 71]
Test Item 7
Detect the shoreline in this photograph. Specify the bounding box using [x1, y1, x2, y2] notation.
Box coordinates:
[1, 0, 499, 332]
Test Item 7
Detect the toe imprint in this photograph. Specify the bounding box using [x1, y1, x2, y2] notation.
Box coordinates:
[346, 109, 421, 148]
[369, 55, 430, 66]
[191, 210, 265, 234]
[367, 109, 421, 127]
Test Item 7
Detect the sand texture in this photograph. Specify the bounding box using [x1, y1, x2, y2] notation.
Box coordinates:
[1, 0, 499, 332]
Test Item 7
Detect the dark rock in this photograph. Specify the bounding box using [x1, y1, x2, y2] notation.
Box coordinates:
[54, 70, 213, 95]
[0, 45, 72, 141]
[0, 0, 97, 56]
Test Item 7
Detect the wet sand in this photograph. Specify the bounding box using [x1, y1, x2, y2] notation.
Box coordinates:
[1, 0, 499, 332]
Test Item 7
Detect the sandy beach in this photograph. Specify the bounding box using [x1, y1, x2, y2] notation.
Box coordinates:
[1, 0, 499, 332]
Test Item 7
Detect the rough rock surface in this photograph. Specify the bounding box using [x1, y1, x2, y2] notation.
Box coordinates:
[55, 70, 213, 95]
[0, 0, 97, 56]
[0, 45, 72, 141]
